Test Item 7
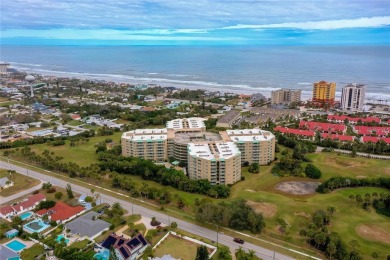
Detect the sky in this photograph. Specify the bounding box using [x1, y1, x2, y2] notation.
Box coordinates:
[1, 0, 390, 45]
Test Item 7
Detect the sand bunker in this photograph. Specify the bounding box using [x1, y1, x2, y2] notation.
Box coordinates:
[275, 181, 320, 195]
[247, 201, 277, 218]
[357, 224, 390, 245]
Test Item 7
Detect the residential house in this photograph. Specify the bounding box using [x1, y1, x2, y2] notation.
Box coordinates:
[0, 177, 14, 189]
[65, 211, 110, 239]
[36, 201, 85, 224]
[0, 245, 20, 260]
[101, 233, 149, 260]
[0, 193, 46, 218]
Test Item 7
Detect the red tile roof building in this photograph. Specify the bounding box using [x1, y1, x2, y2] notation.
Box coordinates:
[361, 136, 390, 144]
[321, 133, 355, 142]
[0, 193, 46, 218]
[353, 126, 390, 137]
[274, 126, 315, 140]
[36, 201, 85, 223]
[299, 121, 346, 134]
[327, 115, 381, 124]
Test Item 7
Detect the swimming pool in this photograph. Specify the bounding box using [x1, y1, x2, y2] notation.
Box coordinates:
[23, 219, 50, 233]
[56, 234, 70, 244]
[94, 248, 110, 260]
[6, 240, 27, 252]
[19, 211, 33, 221]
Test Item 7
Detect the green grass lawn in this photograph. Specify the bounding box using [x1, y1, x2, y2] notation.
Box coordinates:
[69, 239, 90, 249]
[26, 132, 123, 167]
[68, 120, 84, 126]
[229, 153, 390, 258]
[154, 234, 199, 259]
[306, 152, 390, 179]
[0, 169, 40, 197]
[20, 244, 45, 260]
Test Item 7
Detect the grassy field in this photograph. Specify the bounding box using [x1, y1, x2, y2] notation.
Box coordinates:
[69, 239, 90, 249]
[154, 234, 199, 259]
[26, 132, 123, 167]
[0, 169, 40, 197]
[306, 152, 390, 179]
[229, 151, 390, 258]
[20, 244, 45, 260]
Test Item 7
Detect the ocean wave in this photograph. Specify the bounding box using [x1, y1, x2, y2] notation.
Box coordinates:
[9, 62, 43, 67]
[11, 65, 390, 100]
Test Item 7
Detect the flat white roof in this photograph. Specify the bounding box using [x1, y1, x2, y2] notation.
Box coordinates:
[122, 128, 167, 141]
[226, 129, 275, 142]
[166, 117, 206, 129]
[188, 142, 239, 160]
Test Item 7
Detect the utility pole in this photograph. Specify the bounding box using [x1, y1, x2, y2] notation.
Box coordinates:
[216, 225, 219, 248]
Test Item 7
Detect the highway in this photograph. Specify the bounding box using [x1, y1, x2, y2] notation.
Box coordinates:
[0, 159, 318, 260]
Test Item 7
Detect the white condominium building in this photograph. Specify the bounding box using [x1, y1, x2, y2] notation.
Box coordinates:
[121, 118, 276, 185]
[166, 117, 206, 131]
[187, 142, 241, 185]
[220, 129, 275, 165]
[121, 128, 168, 162]
[340, 84, 366, 111]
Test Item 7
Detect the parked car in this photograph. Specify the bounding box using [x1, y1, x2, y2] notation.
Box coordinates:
[233, 238, 245, 244]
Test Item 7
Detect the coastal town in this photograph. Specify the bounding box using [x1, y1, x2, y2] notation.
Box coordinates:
[1, 64, 390, 260]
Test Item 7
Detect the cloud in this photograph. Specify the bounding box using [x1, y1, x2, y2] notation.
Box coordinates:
[0, 28, 236, 41]
[222, 16, 390, 30]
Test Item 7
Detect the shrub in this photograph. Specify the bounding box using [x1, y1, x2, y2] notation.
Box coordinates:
[46, 187, 56, 193]
[150, 217, 161, 226]
[54, 191, 63, 200]
[305, 164, 322, 179]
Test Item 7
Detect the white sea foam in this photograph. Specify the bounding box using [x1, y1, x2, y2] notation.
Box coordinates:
[11, 65, 390, 101]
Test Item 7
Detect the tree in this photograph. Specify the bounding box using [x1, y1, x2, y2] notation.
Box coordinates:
[170, 222, 178, 230]
[305, 164, 322, 179]
[196, 245, 209, 260]
[248, 163, 260, 174]
[42, 182, 52, 190]
[326, 242, 337, 260]
[327, 206, 336, 216]
[55, 191, 63, 200]
[11, 216, 22, 228]
[218, 246, 232, 260]
[351, 146, 357, 157]
[66, 183, 74, 199]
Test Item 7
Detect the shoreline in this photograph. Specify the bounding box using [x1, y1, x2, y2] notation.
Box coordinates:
[8, 65, 390, 102]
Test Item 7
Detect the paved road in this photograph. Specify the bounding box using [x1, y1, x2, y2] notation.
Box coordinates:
[0, 178, 42, 204]
[0, 159, 318, 260]
[316, 146, 390, 160]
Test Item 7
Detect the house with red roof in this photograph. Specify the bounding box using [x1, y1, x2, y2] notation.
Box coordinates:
[36, 201, 85, 224]
[360, 136, 390, 144]
[327, 115, 381, 124]
[70, 114, 81, 121]
[353, 126, 390, 137]
[299, 121, 346, 134]
[321, 133, 355, 142]
[274, 126, 315, 140]
[0, 193, 46, 219]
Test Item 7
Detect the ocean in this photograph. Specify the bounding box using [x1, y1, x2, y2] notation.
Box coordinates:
[1, 45, 389, 100]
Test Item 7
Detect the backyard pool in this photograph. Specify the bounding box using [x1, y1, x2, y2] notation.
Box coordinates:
[56, 234, 70, 244]
[6, 239, 27, 252]
[19, 211, 33, 221]
[94, 248, 109, 260]
[24, 219, 50, 233]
